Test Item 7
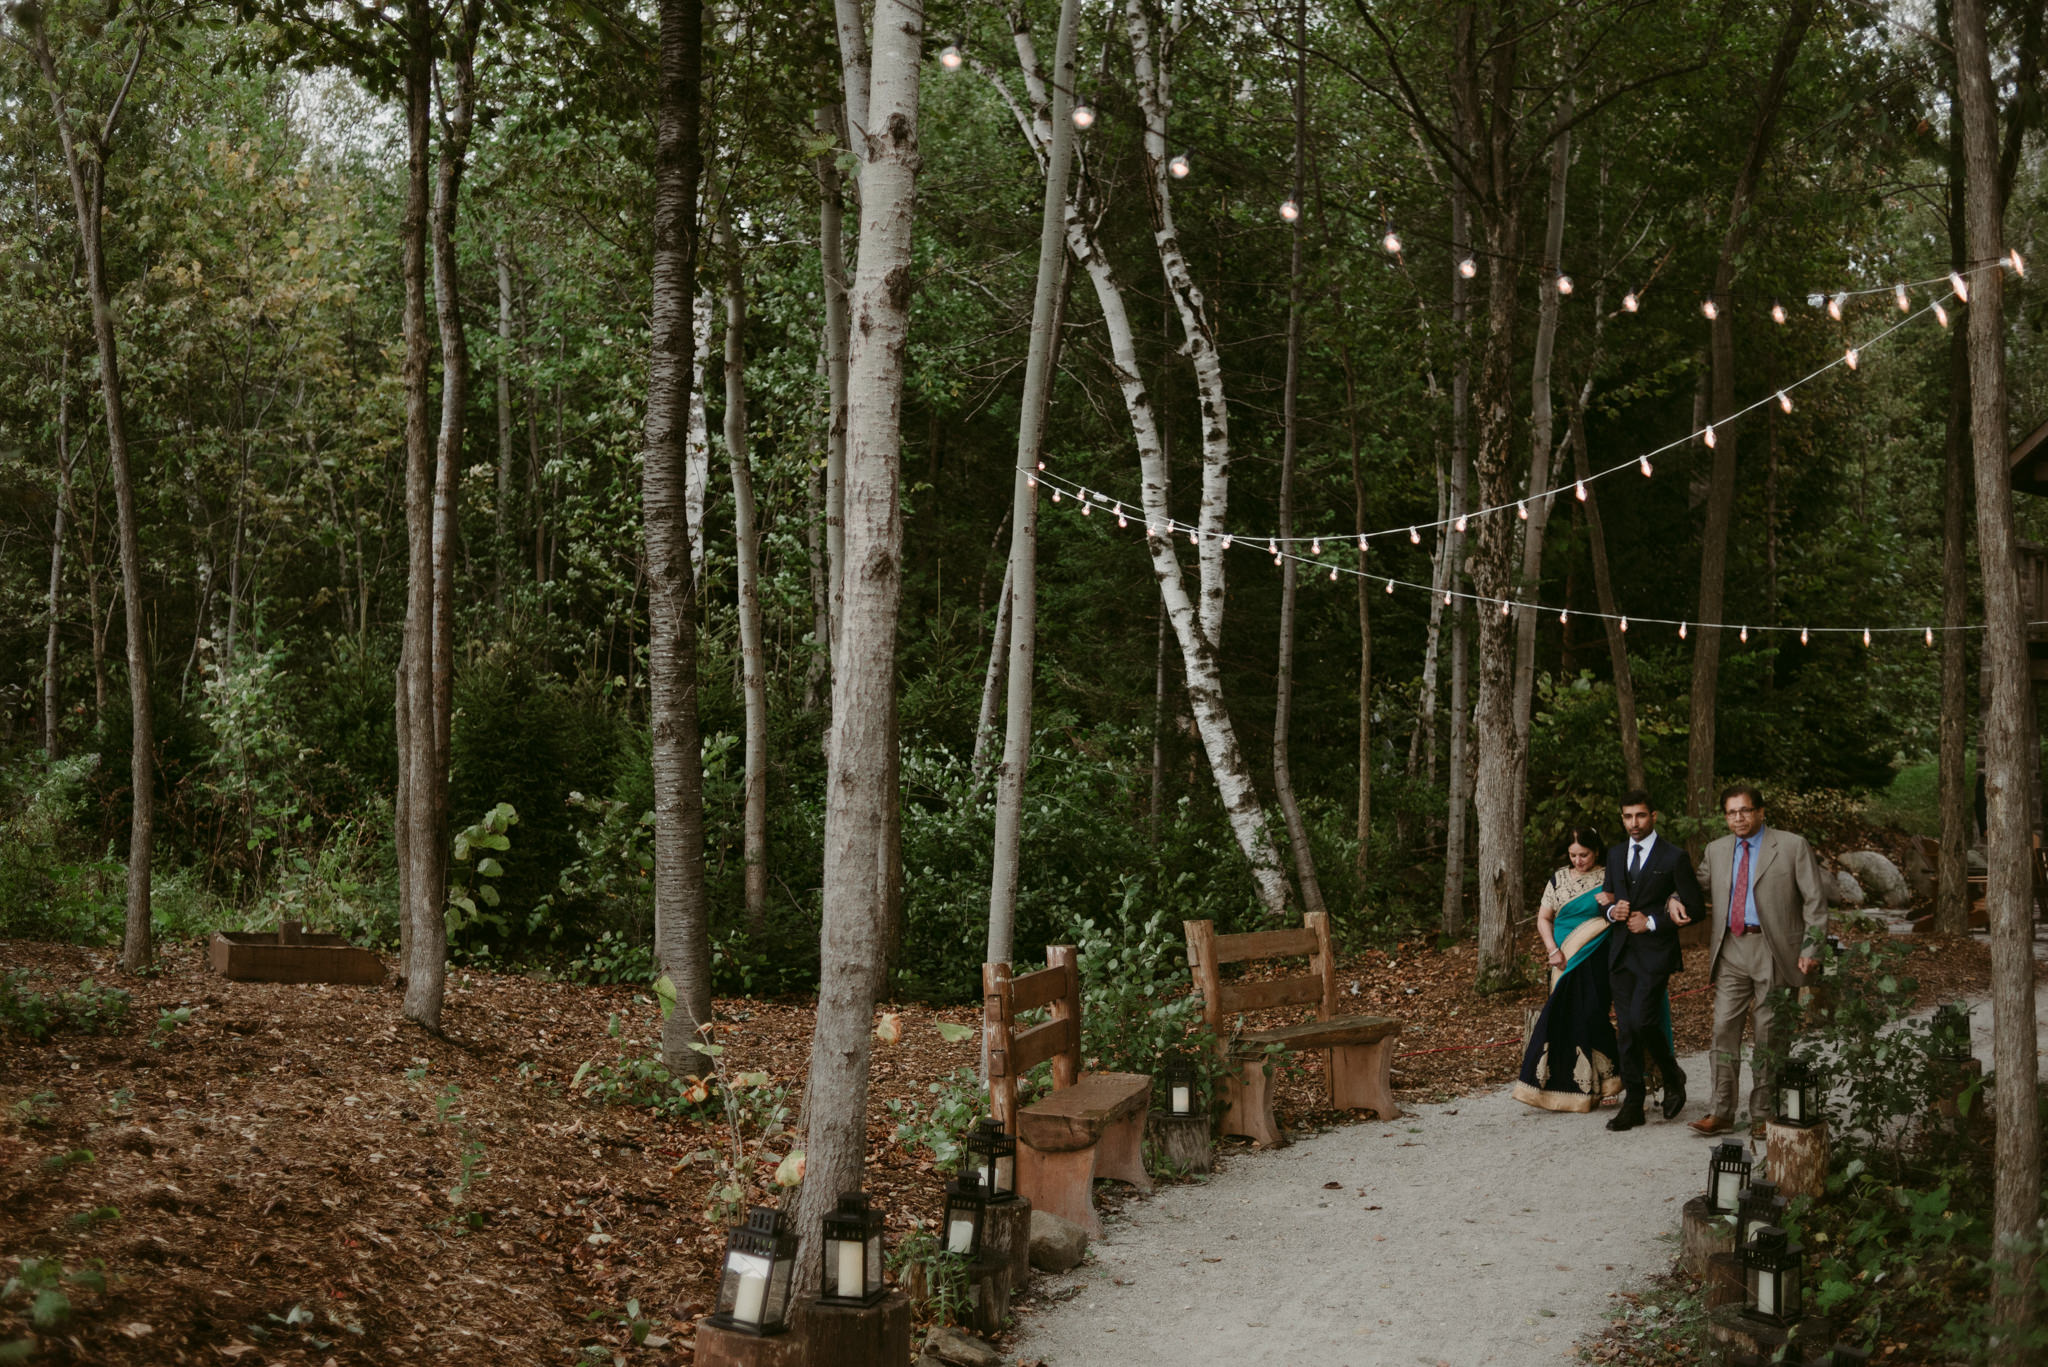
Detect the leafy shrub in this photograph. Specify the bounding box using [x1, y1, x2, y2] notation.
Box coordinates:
[0, 755, 124, 944]
[0, 972, 130, 1043]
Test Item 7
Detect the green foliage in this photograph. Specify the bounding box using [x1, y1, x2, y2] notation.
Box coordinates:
[1068, 878, 1220, 1081]
[888, 1231, 973, 1328]
[447, 803, 518, 947]
[885, 1067, 996, 1173]
[149, 1006, 192, 1049]
[0, 756, 123, 945]
[0, 972, 130, 1043]
[1, 1256, 104, 1333]
[565, 930, 656, 985]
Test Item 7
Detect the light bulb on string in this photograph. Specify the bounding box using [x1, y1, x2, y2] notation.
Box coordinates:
[1576, 479, 1588, 501]
[1934, 301, 1950, 328]
[1845, 347, 1860, 369]
[1279, 199, 1301, 222]
[1036, 459, 1045, 470]
[1382, 230, 1403, 254]
[1740, 625, 1749, 643]
[1312, 538, 1323, 556]
[1827, 294, 1844, 320]
[1500, 599, 1510, 617]
[1950, 271, 1970, 301]
[1623, 291, 1640, 313]
[1459, 257, 1477, 279]
[1455, 514, 1468, 533]
[1778, 391, 1793, 413]
[939, 44, 964, 70]
[1071, 102, 1096, 129]
[1771, 300, 1787, 325]
[1702, 298, 1718, 320]
[1188, 527, 1198, 546]
[1081, 499, 1091, 515]
[1385, 579, 1394, 594]
[1800, 626, 1809, 645]
[1027, 473, 1037, 488]
[1559, 607, 1569, 624]
[1409, 526, 1421, 544]
[1926, 626, 1936, 647]
[1169, 153, 1190, 179]
[1557, 274, 1574, 296]
[1116, 505, 1127, 528]
[1620, 616, 1629, 633]
[1864, 627, 1873, 647]
[1273, 551, 1282, 566]
[1517, 500, 1529, 520]
[1267, 538, 1278, 557]
[2011, 248, 2026, 275]
[1640, 455, 1655, 476]
[1357, 534, 1368, 553]
[1329, 566, 1338, 581]
[1051, 487, 1061, 502]
[1443, 589, 1452, 606]
[1679, 621, 1688, 640]
[1704, 424, 1717, 449]
[1222, 533, 1233, 549]
[1895, 282, 1910, 312]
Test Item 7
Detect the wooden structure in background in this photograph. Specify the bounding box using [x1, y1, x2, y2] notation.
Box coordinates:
[209, 925, 385, 985]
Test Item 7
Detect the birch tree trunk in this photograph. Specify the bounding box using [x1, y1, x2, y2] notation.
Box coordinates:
[795, 0, 924, 1286]
[1938, 110, 1974, 936]
[1271, 0, 1325, 917]
[972, 561, 1012, 777]
[987, 0, 1080, 967]
[1441, 48, 1476, 938]
[496, 242, 516, 611]
[686, 289, 715, 582]
[813, 95, 850, 698]
[999, 20, 1291, 916]
[1955, 2, 2042, 1352]
[31, 15, 154, 972]
[1683, 2, 1815, 823]
[644, 0, 713, 1060]
[719, 217, 770, 942]
[44, 347, 73, 761]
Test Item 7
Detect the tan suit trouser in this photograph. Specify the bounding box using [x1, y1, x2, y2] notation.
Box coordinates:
[1710, 929, 1781, 1124]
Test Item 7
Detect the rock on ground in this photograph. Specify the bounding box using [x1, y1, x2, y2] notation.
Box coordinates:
[923, 1325, 1003, 1367]
[1839, 850, 1911, 909]
[1029, 1209, 1088, 1273]
[1829, 868, 1865, 907]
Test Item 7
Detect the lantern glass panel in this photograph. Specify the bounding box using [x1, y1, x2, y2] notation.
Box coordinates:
[943, 1173, 988, 1258]
[1708, 1142, 1751, 1215]
[1743, 1225, 1803, 1327]
[712, 1207, 796, 1334]
[819, 1192, 887, 1307]
[1165, 1061, 1198, 1118]
[1777, 1058, 1821, 1127]
[966, 1120, 1017, 1201]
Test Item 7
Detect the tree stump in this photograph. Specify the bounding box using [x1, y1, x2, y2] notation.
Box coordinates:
[1703, 1251, 1745, 1310]
[960, 1258, 1010, 1336]
[1764, 1120, 1828, 1202]
[1704, 1306, 1831, 1363]
[694, 1321, 807, 1367]
[1148, 1110, 1214, 1175]
[980, 1198, 1033, 1294]
[1681, 1196, 1736, 1279]
[791, 1290, 911, 1367]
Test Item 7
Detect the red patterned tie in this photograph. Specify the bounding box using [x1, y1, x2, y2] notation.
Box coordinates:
[1729, 840, 1751, 938]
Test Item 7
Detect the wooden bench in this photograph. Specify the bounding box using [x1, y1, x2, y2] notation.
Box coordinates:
[1184, 912, 1400, 1147]
[983, 945, 1152, 1238]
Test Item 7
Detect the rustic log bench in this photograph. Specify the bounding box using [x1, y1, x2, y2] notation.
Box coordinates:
[983, 945, 1152, 1238]
[1184, 911, 1400, 1147]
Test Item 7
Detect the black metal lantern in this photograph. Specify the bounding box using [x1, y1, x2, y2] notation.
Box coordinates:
[942, 1170, 989, 1258]
[1743, 1224, 1805, 1326]
[709, 1206, 797, 1336]
[1708, 1141, 1752, 1216]
[964, 1118, 1017, 1203]
[1737, 1178, 1787, 1247]
[819, 1192, 887, 1307]
[1930, 1002, 1973, 1062]
[1776, 1057, 1823, 1128]
[1163, 1058, 1200, 1118]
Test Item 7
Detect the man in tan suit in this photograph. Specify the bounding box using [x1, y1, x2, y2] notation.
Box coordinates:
[1688, 784, 1829, 1138]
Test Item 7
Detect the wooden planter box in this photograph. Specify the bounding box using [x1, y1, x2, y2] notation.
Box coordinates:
[209, 926, 386, 985]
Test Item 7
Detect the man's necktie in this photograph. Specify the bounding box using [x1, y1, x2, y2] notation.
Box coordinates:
[1629, 842, 1642, 885]
[1729, 839, 1751, 938]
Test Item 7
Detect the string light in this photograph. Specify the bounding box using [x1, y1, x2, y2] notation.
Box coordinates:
[1703, 424, 1717, 449]
[1777, 391, 1792, 413]
[1559, 607, 1569, 624]
[1409, 526, 1421, 544]
[1926, 626, 1936, 646]
[1828, 294, 1844, 320]
[1864, 627, 1873, 647]
[1702, 298, 1718, 320]
[2011, 248, 2026, 276]
[1739, 625, 1749, 643]
[1279, 199, 1301, 222]
[1640, 454, 1654, 475]
[1329, 566, 1339, 581]
[1357, 534, 1368, 552]
[1895, 283, 1910, 312]
[1455, 514, 1468, 533]
[1081, 499, 1091, 515]
[1267, 538, 1279, 557]
[1500, 599, 1511, 617]
[1312, 538, 1323, 556]
[1169, 153, 1191, 179]
[1845, 347, 1860, 369]
[1385, 579, 1394, 594]
[939, 44, 964, 70]
[1517, 500, 1529, 520]
[1771, 301, 1787, 325]
[1222, 533, 1232, 549]
[1459, 257, 1477, 279]
[1619, 616, 1629, 633]
[1443, 589, 1452, 606]
[1557, 274, 1574, 296]
[1188, 527, 1198, 546]
[1679, 621, 1688, 639]
[1051, 487, 1061, 501]
[1949, 271, 1969, 301]
[1027, 473, 1037, 487]
[1623, 291, 1639, 312]
[1382, 230, 1403, 254]
[1801, 626, 1809, 645]
[1934, 301, 1950, 328]
[1071, 102, 1096, 129]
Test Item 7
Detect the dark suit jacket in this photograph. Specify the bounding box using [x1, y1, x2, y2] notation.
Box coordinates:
[1601, 833, 1704, 978]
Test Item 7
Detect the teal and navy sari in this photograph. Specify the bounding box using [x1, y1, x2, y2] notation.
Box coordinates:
[1513, 869, 1623, 1113]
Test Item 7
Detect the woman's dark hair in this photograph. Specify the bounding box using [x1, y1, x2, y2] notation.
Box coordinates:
[1560, 826, 1604, 861]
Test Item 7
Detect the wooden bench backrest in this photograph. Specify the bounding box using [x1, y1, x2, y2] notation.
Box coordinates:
[983, 945, 1082, 1134]
[1183, 912, 1338, 1055]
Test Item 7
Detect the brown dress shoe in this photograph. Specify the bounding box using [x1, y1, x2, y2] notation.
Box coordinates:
[1688, 1115, 1732, 1136]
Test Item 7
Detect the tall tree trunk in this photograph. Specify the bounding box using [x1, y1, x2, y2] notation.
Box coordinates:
[644, 0, 712, 1060]
[1938, 78, 1975, 937]
[1441, 35, 1476, 938]
[812, 94, 849, 703]
[1955, 2, 2042, 1352]
[973, 561, 1013, 777]
[1572, 405, 1646, 791]
[44, 347, 74, 760]
[1272, 0, 1325, 917]
[496, 242, 516, 610]
[1513, 91, 1571, 749]
[720, 218, 770, 942]
[1683, 2, 1815, 823]
[795, 0, 923, 1286]
[1000, 19, 1291, 915]
[987, 0, 1079, 967]
[30, 16, 154, 972]
[804, 406, 831, 713]
[686, 289, 715, 581]
[1340, 343, 1371, 881]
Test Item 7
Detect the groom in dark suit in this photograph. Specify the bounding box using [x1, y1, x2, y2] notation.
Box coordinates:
[1598, 790, 1702, 1131]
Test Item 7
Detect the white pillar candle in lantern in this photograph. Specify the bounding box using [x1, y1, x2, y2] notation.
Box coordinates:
[1171, 1083, 1191, 1112]
[835, 1239, 864, 1297]
[729, 1252, 771, 1325]
[946, 1214, 976, 1254]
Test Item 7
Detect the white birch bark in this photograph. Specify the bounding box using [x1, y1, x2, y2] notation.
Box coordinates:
[686, 288, 714, 582]
[719, 217, 769, 942]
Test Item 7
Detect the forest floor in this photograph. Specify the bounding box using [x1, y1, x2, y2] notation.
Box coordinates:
[0, 905, 2011, 1366]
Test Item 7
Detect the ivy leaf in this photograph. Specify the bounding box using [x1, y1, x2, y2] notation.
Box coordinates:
[932, 1022, 976, 1044]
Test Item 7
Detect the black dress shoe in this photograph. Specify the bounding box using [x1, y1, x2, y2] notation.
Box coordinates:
[1606, 1107, 1646, 1132]
[1662, 1079, 1688, 1121]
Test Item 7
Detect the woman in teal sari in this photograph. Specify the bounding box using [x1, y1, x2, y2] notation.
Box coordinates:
[1514, 829, 1622, 1112]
